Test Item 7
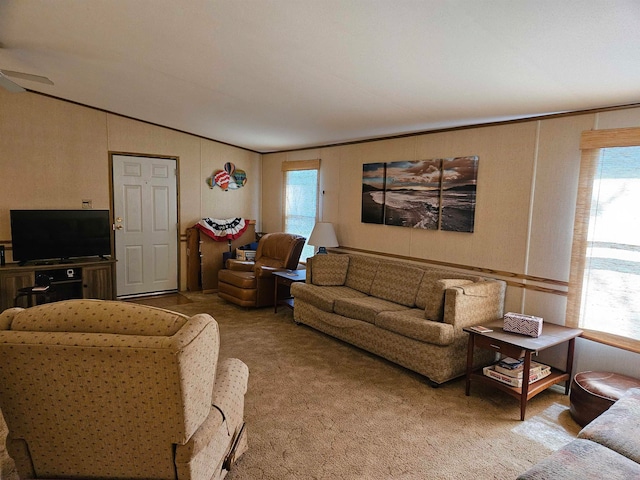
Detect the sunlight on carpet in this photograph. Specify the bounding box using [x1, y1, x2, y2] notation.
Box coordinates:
[512, 401, 581, 451]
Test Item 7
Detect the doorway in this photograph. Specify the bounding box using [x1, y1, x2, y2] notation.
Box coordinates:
[111, 154, 178, 297]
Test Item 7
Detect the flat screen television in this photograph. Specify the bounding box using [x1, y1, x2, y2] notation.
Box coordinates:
[10, 209, 112, 265]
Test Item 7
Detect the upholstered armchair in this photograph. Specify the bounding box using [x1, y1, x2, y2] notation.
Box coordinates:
[0, 299, 249, 480]
[218, 232, 305, 307]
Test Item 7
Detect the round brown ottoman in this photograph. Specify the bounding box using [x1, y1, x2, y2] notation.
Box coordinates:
[569, 371, 640, 427]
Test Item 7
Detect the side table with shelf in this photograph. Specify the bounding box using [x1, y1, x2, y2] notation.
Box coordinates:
[272, 269, 306, 313]
[464, 321, 583, 420]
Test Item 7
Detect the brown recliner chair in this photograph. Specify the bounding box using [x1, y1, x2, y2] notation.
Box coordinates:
[218, 232, 305, 307]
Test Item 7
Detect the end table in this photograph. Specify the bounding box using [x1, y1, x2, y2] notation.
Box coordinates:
[272, 269, 306, 313]
[464, 321, 582, 420]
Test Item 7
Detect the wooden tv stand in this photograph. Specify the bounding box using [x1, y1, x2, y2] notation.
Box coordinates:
[0, 258, 116, 311]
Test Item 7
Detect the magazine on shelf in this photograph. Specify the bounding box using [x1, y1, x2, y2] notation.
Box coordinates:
[495, 356, 523, 370]
[494, 359, 549, 378]
[482, 365, 551, 388]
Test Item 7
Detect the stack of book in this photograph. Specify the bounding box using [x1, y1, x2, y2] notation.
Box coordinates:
[482, 357, 551, 388]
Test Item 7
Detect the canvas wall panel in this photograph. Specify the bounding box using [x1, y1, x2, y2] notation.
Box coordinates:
[338, 138, 417, 256]
[411, 122, 538, 272]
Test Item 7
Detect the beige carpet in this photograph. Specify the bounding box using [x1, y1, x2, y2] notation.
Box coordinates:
[1, 293, 581, 479]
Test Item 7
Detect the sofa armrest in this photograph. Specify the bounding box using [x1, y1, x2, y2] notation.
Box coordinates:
[212, 358, 250, 436]
[174, 407, 228, 479]
[5, 435, 35, 479]
[225, 259, 255, 271]
[255, 265, 285, 278]
[0, 307, 22, 330]
[443, 280, 506, 331]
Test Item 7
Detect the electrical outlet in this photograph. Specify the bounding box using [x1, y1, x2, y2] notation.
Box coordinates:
[82, 199, 92, 209]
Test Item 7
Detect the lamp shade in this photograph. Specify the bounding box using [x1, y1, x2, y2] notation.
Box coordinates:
[308, 222, 339, 253]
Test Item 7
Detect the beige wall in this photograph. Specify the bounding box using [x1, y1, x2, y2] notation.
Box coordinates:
[262, 107, 640, 376]
[0, 89, 261, 290]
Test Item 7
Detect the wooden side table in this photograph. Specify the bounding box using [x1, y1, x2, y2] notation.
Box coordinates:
[272, 269, 306, 313]
[464, 321, 582, 420]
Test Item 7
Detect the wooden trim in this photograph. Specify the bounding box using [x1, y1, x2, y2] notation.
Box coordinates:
[334, 246, 568, 296]
[269, 103, 640, 155]
[29, 89, 640, 156]
[580, 127, 640, 150]
[281, 159, 320, 171]
[30, 91, 263, 154]
[580, 329, 640, 355]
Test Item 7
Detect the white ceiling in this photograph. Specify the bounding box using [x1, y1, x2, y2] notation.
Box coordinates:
[1, 0, 639, 153]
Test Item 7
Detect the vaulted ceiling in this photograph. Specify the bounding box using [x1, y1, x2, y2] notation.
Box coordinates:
[1, 1, 639, 153]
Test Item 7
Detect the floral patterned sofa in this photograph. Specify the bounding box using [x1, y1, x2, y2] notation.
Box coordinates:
[291, 253, 506, 385]
[518, 387, 640, 479]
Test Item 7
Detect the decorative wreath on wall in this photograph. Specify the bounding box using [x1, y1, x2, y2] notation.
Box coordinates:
[206, 162, 247, 191]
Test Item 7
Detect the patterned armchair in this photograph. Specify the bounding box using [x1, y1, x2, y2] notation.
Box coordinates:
[0, 299, 249, 480]
[218, 232, 306, 307]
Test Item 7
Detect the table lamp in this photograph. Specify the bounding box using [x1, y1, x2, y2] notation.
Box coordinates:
[308, 222, 339, 254]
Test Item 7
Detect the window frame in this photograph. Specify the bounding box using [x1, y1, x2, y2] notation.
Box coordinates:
[566, 127, 640, 354]
[281, 159, 320, 261]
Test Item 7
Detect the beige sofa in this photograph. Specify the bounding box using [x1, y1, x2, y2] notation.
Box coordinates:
[291, 254, 506, 385]
[0, 299, 249, 480]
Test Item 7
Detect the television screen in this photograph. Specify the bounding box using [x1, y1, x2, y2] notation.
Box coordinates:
[10, 210, 112, 264]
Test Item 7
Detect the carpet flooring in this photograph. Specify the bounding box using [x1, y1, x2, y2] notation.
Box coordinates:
[1, 293, 582, 479]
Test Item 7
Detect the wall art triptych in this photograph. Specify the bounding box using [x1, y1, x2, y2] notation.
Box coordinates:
[361, 156, 479, 233]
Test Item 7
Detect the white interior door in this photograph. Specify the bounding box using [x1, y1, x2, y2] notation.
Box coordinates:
[112, 155, 178, 297]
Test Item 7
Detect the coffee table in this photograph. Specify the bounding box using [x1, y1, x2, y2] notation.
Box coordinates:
[272, 269, 306, 313]
[464, 321, 582, 420]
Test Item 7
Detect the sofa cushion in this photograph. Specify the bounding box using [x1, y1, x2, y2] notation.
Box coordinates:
[334, 296, 408, 324]
[291, 282, 366, 312]
[311, 254, 350, 286]
[344, 255, 380, 294]
[578, 387, 640, 463]
[370, 262, 424, 307]
[422, 278, 475, 322]
[516, 439, 640, 480]
[375, 309, 455, 345]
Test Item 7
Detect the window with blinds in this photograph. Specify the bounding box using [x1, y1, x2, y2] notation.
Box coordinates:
[282, 160, 319, 261]
[567, 128, 640, 353]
